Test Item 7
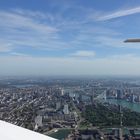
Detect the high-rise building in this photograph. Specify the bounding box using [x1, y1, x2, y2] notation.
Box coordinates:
[91, 94, 94, 103]
[103, 90, 107, 101]
[116, 89, 123, 99]
[35, 115, 43, 129]
[56, 102, 61, 110]
[61, 88, 64, 96]
[118, 105, 123, 127]
[138, 95, 140, 102]
[130, 94, 135, 103]
[63, 104, 69, 115]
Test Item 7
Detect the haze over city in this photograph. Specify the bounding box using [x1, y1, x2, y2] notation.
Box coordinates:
[0, 0, 140, 76]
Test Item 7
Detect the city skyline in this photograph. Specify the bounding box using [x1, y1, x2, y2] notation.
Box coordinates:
[0, 0, 140, 75]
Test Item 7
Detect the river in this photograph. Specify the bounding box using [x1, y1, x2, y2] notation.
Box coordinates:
[106, 99, 140, 113]
[47, 129, 72, 140]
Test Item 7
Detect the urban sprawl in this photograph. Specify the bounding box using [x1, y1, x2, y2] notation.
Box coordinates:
[1, 77, 140, 140]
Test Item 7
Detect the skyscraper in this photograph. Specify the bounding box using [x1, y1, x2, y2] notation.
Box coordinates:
[63, 104, 69, 115]
[116, 89, 123, 99]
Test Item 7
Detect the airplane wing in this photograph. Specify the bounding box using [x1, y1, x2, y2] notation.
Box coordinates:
[124, 39, 140, 43]
[0, 120, 56, 140]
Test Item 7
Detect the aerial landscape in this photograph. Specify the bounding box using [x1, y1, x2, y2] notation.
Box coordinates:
[1, 76, 140, 139]
[1, 0, 140, 140]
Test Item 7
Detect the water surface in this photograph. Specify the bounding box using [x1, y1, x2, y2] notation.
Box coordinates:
[106, 99, 140, 113]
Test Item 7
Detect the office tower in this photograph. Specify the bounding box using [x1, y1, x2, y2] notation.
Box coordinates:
[63, 104, 69, 115]
[56, 102, 61, 110]
[35, 115, 43, 127]
[116, 89, 123, 99]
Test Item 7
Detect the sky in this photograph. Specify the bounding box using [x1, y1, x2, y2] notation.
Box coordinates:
[0, 0, 140, 76]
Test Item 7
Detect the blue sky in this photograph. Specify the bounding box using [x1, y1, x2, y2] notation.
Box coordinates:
[0, 0, 140, 76]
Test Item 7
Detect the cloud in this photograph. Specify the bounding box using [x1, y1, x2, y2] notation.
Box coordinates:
[0, 8, 95, 52]
[0, 46, 11, 52]
[12, 9, 50, 20]
[97, 6, 140, 21]
[0, 10, 61, 52]
[10, 52, 29, 57]
[0, 42, 12, 52]
[0, 8, 123, 54]
[0, 7, 139, 59]
[70, 50, 96, 57]
[0, 11, 57, 34]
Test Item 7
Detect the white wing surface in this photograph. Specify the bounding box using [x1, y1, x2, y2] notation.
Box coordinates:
[0, 120, 56, 140]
